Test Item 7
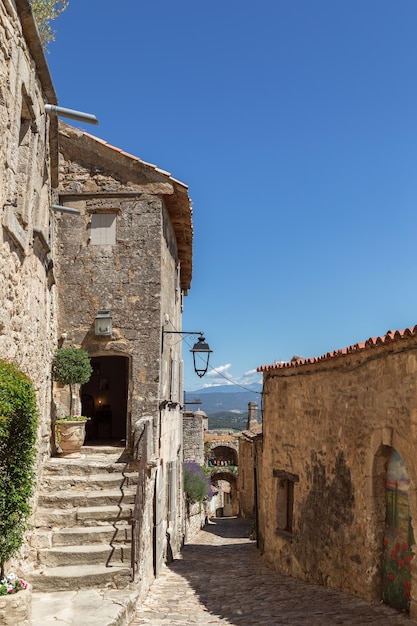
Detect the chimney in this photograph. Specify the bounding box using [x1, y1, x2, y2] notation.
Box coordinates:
[246, 402, 258, 431]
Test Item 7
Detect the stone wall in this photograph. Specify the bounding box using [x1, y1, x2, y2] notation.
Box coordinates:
[258, 330, 417, 619]
[0, 0, 58, 464]
[56, 124, 180, 439]
[184, 501, 207, 542]
[183, 410, 206, 464]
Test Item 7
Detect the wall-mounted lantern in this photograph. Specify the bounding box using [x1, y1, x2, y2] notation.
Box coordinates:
[95, 310, 112, 336]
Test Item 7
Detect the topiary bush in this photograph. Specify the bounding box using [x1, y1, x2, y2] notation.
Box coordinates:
[52, 347, 92, 417]
[0, 360, 38, 578]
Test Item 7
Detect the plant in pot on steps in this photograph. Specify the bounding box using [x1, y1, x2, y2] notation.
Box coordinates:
[52, 347, 92, 456]
[0, 360, 37, 623]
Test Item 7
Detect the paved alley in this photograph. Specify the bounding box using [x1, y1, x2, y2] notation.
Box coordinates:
[129, 517, 414, 626]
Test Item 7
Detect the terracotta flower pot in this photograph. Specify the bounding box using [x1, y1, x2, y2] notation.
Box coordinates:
[56, 419, 87, 456]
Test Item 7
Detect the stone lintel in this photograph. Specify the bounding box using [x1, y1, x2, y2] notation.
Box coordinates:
[273, 469, 299, 482]
[60, 184, 174, 200]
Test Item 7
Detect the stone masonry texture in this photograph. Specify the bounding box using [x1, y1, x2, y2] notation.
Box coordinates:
[258, 332, 417, 620]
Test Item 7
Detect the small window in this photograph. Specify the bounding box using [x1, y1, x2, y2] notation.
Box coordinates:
[273, 469, 299, 539]
[90, 213, 116, 245]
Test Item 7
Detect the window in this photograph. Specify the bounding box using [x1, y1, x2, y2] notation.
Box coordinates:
[90, 213, 117, 245]
[273, 469, 299, 539]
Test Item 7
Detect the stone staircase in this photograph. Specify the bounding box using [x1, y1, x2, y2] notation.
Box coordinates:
[27, 445, 139, 592]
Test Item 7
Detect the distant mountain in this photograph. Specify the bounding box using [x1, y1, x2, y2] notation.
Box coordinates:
[207, 412, 248, 431]
[196, 383, 262, 395]
[184, 383, 262, 416]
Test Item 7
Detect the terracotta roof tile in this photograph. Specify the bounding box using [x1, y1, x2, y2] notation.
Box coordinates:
[257, 325, 417, 372]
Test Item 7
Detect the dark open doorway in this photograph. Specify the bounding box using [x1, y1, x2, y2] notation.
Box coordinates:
[81, 355, 128, 443]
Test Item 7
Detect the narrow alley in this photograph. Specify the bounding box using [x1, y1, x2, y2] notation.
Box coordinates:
[129, 517, 414, 626]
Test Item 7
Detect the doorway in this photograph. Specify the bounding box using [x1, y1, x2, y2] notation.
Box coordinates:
[81, 355, 128, 443]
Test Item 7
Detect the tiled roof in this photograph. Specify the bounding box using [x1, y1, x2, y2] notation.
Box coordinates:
[257, 325, 417, 372]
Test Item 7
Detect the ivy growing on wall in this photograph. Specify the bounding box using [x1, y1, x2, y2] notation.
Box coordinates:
[0, 360, 38, 578]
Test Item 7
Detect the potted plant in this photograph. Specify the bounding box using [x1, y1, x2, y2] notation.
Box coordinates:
[0, 360, 36, 623]
[52, 347, 92, 456]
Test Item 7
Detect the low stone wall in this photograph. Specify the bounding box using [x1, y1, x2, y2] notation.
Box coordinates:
[184, 501, 207, 542]
[0, 586, 32, 626]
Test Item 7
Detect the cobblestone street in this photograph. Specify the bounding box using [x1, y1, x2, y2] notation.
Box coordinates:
[129, 517, 414, 626]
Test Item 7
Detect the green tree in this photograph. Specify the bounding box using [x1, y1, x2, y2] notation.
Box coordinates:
[0, 361, 38, 578]
[30, 0, 68, 51]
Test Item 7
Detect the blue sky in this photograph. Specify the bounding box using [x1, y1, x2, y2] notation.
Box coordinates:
[47, 1, 417, 391]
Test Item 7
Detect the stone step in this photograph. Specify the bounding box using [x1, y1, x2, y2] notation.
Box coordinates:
[42, 456, 138, 477]
[81, 445, 126, 455]
[53, 524, 131, 546]
[27, 563, 131, 592]
[35, 504, 134, 527]
[41, 471, 138, 491]
[38, 543, 132, 567]
[31, 588, 139, 626]
[32, 524, 131, 549]
[38, 487, 136, 508]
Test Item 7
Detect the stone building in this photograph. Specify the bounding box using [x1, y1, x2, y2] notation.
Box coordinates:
[1, 0, 197, 602]
[257, 327, 417, 619]
[54, 122, 193, 589]
[0, 0, 59, 466]
[237, 402, 262, 519]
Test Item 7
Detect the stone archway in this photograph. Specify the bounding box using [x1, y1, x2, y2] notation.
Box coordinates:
[369, 428, 417, 618]
[210, 471, 238, 517]
[207, 443, 238, 467]
[381, 449, 414, 612]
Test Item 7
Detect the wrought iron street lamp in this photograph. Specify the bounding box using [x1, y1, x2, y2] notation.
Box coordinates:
[189, 334, 213, 378]
[162, 330, 212, 378]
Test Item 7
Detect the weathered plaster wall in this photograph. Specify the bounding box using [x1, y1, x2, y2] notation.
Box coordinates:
[259, 335, 417, 615]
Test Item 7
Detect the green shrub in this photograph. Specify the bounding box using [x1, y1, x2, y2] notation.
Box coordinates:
[183, 461, 212, 504]
[0, 360, 38, 578]
[52, 347, 92, 416]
